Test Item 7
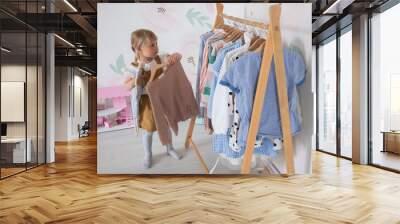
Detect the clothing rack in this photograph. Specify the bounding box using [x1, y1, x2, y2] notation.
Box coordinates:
[184, 3, 295, 175]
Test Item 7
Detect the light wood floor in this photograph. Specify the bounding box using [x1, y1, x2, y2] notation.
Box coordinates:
[372, 150, 400, 171]
[1, 167, 26, 177]
[0, 135, 400, 224]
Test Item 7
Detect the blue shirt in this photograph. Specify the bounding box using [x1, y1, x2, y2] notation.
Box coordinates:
[212, 39, 243, 76]
[207, 40, 243, 119]
[219, 48, 306, 147]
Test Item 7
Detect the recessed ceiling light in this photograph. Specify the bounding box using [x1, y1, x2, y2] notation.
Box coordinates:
[63, 0, 78, 12]
[323, 0, 343, 14]
[322, 0, 354, 15]
[1, 47, 11, 53]
[78, 67, 92, 76]
[54, 34, 75, 48]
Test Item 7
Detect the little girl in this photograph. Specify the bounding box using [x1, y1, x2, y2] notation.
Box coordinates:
[124, 28, 182, 169]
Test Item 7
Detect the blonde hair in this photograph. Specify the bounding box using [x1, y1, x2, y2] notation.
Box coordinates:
[130, 29, 158, 67]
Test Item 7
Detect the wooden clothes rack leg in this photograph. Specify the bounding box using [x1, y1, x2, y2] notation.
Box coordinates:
[240, 4, 295, 175]
[185, 116, 209, 174]
[240, 30, 274, 174]
[269, 5, 295, 175]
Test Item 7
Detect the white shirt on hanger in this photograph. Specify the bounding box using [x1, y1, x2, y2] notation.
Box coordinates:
[211, 31, 254, 134]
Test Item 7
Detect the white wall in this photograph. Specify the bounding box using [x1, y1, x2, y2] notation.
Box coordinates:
[55, 67, 89, 141]
[1, 65, 38, 137]
[71, 73, 89, 138]
[55, 66, 68, 141]
[1, 65, 26, 139]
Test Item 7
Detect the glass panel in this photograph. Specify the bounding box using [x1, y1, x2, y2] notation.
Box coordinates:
[38, 33, 45, 165]
[26, 0, 38, 169]
[1, 31, 27, 177]
[371, 4, 400, 171]
[318, 38, 337, 154]
[27, 31, 38, 169]
[0, 1, 46, 178]
[340, 30, 352, 158]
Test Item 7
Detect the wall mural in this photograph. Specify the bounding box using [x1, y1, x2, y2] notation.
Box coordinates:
[97, 3, 312, 175]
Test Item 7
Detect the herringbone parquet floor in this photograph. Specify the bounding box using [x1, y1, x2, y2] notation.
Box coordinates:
[1, 135, 400, 224]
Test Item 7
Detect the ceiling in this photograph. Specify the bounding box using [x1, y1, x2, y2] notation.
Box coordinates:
[0, 0, 394, 75]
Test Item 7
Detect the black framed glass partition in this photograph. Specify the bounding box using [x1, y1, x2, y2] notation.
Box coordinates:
[27, 28, 38, 170]
[316, 26, 353, 160]
[0, 14, 28, 178]
[0, 0, 46, 179]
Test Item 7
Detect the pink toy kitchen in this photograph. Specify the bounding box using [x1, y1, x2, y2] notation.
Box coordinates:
[97, 86, 134, 132]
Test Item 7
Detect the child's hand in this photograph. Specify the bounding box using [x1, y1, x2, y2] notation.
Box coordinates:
[138, 61, 145, 69]
[123, 75, 135, 90]
[166, 53, 182, 65]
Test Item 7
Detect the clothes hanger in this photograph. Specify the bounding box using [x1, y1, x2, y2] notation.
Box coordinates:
[223, 19, 236, 34]
[224, 25, 243, 42]
[249, 27, 266, 49]
[149, 63, 167, 82]
[224, 25, 237, 38]
[223, 20, 240, 42]
[222, 24, 234, 33]
[231, 23, 245, 42]
[226, 26, 243, 42]
[253, 39, 266, 53]
[248, 28, 263, 50]
[248, 38, 265, 52]
[249, 35, 260, 47]
[223, 29, 237, 42]
[231, 30, 244, 42]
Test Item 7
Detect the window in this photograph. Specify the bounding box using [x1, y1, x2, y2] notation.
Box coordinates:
[317, 37, 337, 155]
[340, 29, 352, 158]
[390, 74, 400, 130]
[370, 3, 400, 172]
[316, 26, 353, 159]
